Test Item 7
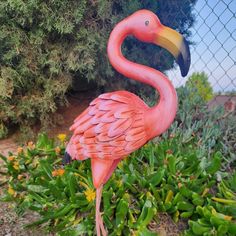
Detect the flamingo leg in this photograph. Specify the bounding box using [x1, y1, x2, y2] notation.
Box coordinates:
[102, 159, 121, 185]
[96, 185, 107, 236]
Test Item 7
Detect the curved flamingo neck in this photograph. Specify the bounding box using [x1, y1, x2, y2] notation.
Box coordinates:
[107, 20, 178, 138]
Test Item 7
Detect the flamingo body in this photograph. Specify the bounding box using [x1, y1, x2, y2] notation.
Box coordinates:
[67, 90, 149, 188]
[64, 9, 190, 236]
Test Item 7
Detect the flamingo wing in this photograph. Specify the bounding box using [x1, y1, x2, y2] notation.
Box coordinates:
[68, 91, 149, 161]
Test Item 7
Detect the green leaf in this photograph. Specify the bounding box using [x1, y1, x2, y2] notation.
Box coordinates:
[177, 201, 194, 211]
[192, 193, 204, 206]
[206, 152, 221, 175]
[136, 228, 158, 236]
[189, 221, 211, 235]
[167, 155, 176, 174]
[228, 222, 236, 235]
[0, 153, 8, 163]
[67, 172, 77, 202]
[148, 168, 165, 186]
[27, 185, 49, 193]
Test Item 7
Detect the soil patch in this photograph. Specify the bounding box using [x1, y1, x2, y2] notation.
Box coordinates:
[149, 212, 187, 235]
[0, 201, 53, 236]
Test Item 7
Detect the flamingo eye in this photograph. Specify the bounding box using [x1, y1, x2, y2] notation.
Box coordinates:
[145, 20, 149, 26]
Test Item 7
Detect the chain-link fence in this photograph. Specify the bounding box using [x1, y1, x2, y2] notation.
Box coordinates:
[168, 0, 236, 96]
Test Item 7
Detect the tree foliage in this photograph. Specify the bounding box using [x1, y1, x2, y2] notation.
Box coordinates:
[0, 0, 197, 137]
[186, 72, 214, 102]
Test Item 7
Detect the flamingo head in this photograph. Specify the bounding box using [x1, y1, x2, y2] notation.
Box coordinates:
[126, 10, 190, 77]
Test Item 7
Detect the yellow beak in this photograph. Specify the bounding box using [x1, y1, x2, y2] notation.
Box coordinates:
[155, 26, 191, 77]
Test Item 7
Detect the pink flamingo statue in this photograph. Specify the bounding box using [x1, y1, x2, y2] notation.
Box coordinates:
[64, 10, 190, 236]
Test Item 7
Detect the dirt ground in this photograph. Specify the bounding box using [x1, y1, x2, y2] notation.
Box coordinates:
[0, 92, 185, 236]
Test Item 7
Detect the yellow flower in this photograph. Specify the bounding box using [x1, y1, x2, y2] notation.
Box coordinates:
[7, 156, 15, 162]
[52, 169, 65, 177]
[84, 188, 96, 202]
[17, 147, 23, 154]
[55, 146, 61, 154]
[57, 134, 67, 142]
[8, 186, 16, 196]
[13, 161, 20, 170]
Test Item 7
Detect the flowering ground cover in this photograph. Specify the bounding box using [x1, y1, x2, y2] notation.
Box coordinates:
[0, 132, 235, 235]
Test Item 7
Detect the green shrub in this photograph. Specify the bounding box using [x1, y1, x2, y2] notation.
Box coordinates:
[186, 72, 214, 102]
[165, 85, 236, 170]
[1, 133, 235, 235]
[0, 0, 197, 137]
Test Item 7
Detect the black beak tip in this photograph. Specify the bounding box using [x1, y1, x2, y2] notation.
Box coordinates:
[63, 152, 72, 165]
[177, 38, 191, 77]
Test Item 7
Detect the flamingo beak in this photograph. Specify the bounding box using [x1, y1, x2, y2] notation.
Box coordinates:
[155, 26, 191, 77]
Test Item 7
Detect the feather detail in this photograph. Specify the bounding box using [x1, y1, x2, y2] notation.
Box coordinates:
[67, 91, 148, 161]
[100, 111, 116, 123]
[110, 94, 131, 104]
[108, 118, 133, 137]
[98, 102, 120, 111]
[84, 127, 96, 138]
[125, 138, 146, 152]
[81, 137, 95, 144]
[97, 146, 114, 153]
[70, 114, 91, 131]
[96, 133, 118, 142]
[90, 113, 104, 124]
[109, 140, 126, 147]
[96, 123, 111, 134]
[126, 127, 144, 136]
[88, 106, 98, 116]
[125, 131, 146, 142]
[114, 110, 135, 119]
[85, 144, 97, 153]
[73, 121, 91, 134]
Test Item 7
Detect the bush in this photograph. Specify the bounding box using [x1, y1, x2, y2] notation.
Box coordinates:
[1, 133, 236, 235]
[0, 1, 101, 137]
[186, 72, 214, 102]
[162, 85, 236, 171]
[0, 0, 197, 137]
